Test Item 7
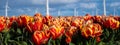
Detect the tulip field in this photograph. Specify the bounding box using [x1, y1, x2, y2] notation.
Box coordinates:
[0, 13, 120, 45]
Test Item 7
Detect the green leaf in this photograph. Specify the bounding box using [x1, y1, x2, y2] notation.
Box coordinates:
[20, 41, 27, 45]
[47, 38, 52, 45]
[17, 28, 22, 34]
[69, 42, 75, 45]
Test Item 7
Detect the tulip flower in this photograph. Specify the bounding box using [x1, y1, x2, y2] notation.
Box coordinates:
[16, 15, 33, 27]
[0, 22, 6, 32]
[84, 14, 92, 21]
[7, 16, 17, 29]
[104, 17, 119, 29]
[27, 21, 43, 32]
[81, 23, 102, 42]
[32, 31, 50, 45]
[49, 25, 64, 40]
[65, 26, 77, 43]
[34, 13, 43, 22]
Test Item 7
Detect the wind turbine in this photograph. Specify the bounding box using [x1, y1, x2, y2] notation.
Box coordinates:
[76, 11, 78, 16]
[58, 10, 61, 16]
[35, 8, 38, 13]
[92, 11, 94, 16]
[114, 8, 115, 16]
[5, 0, 8, 17]
[103, 0, 106, 16]
[96, 7, 98, 15]
[46, 0, 49, 16]
[74, 8, 77, 16]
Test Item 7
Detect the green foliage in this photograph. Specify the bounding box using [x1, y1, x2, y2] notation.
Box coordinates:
[0, 23, 33, 45]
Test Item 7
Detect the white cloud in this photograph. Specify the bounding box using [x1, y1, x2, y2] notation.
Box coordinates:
[31, 0, 79, 5]
[26, 8, 32, 11]
[64, 4, 77, 8]
[17, 9, 24, 13]
[79, 3, 97, 9]
[49, 8, 56, 11]
[110, 2, 120, 7]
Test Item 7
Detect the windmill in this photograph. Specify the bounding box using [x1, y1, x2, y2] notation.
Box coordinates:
[92, 11, 94, 16]
[96, 7, 98, 15]
[5, 0, 8, 17]
[103, 0, 106, 16]
[74, 8, 77, 16]
[76, 11, 78, 16]
[35, 8, 38, 13]
[114, 8, 115, 16]
[46, 0, 49, 16]
[58, 10, 61, 16]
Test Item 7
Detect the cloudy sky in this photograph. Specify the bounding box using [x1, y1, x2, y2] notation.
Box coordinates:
[0, 0, 120, 16]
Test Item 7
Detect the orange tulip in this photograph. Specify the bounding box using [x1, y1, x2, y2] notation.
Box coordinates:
[71, 19, 79, 27]
[32, 31, 50, 45]
[81, 23, 102, 38]
[104, 17, 119, 29]
[93, 15, 102, 23]
[34, 13, 43, 22]
[65, 26, 77, 43]
[7, 16, 17, 29]
[84, 14, 92, 21]
[45, 15, 52, 22]
[27, 21, 43, 32]
[49, 25, 64, 40]
[16, 15, 33, 27]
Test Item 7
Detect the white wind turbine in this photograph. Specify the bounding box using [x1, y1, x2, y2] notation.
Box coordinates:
[35, 8, 38, 13]
[5, 0, 9, 17]
[74, 8, 77, 16]
[46, 0, 49, 16]
[114, 8, 116, 16]
[58, 10, 61, 16]
[96, 7, 98, 15]
[103, 0, 106, 16]
[76, 11, 78, 16]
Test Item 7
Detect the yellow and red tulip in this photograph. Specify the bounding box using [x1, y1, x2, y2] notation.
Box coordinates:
[81, 23, 102, 42]
[104, 17, 119, 29]
[32, 31, 50, 45]
[27, 21, 43, 32]
[49, 25, 64, 40]
[84, 14, 92, 21]
[65, 26, 77, 43]
[16, 15, 33, 27]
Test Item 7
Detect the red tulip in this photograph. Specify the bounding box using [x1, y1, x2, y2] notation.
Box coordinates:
[49, 25, 64, 40]
[65, 26, 77, 43]
[0, 22, 6, 32]
[7, 16, 17, 29]
[81, 23, 102, 38]
[104, 17, 119, 29]
[93, 15, 102, 23]
[16, 15, 33, 27]
[84, 14, 92, 21]
[34, 13, 43, 22]
[27, 21, 43, 32]
[32, 31, 50, 45]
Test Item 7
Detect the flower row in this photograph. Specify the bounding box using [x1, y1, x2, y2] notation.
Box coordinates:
[0, 13, 120, 45]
